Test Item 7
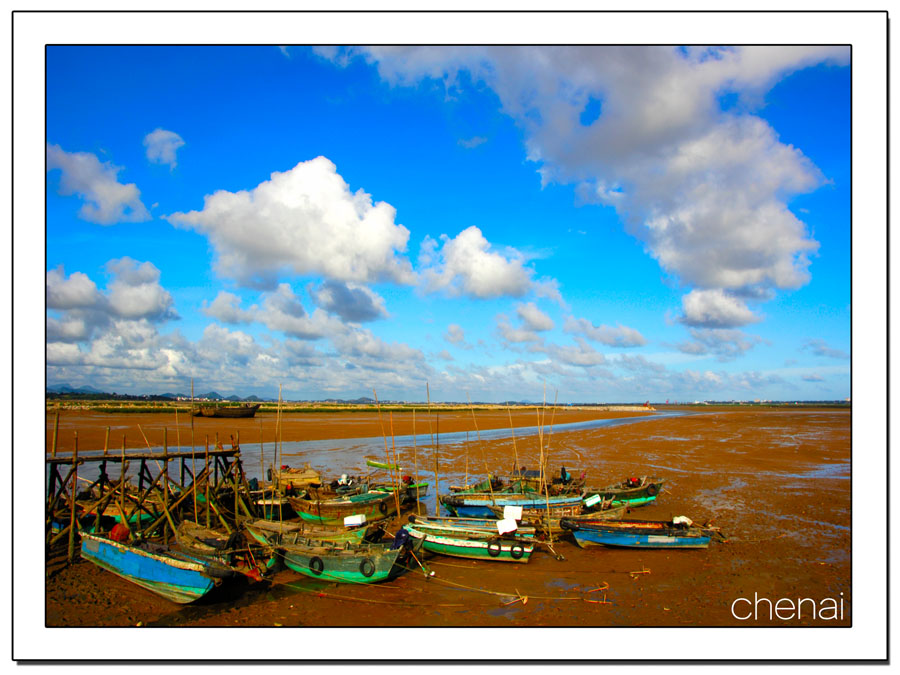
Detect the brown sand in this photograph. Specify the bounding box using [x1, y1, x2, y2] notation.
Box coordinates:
[45, 407, 850, 628]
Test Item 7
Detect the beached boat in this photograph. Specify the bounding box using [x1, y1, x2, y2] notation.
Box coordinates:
[440, 491, 584, 518]
[270, 464, 322, 491]
[242, 517, 384, 546]
[80, 531, 236, 603]
[493, 500, 628, 534]
[407, 514, 537, 538]
[583, 476, 665, 507]
[260, 528, 424, 584]
[370, 480, 429, 505]
[559, 516, 712, 549]
[192, 403, 261, 418]
[404, 521, 534, 563]
[287, 491, 398, 526]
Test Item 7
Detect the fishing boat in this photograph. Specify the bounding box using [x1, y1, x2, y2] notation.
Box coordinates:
[448, 476, 507, 493]
[287, 491, 398, 526]
[404, 521, 534, 563]
[269, 464, 322, 491]
[493, 500, 628, 534]
[559, 516, 713, 549]
[370, 479, 429, 505]
[440, 491, 584, 518]
[260, 528, 425, 584]
[192, 403, 261, 418]
[407, 514, 537, 538]
[80, 531, 236, 603]
[583, 476, 665, 507]
[242, 517, 385, 545]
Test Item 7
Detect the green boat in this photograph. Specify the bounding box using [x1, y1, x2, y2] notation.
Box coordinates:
[583, 476, 665, 507]
[403, 522, 534, 563]
[287, 491, 397, 526]
[261, 529, 424, 584]
[242, 517, 383, 545]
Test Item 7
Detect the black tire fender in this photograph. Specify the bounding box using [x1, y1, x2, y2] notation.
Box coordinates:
[308, 556, 324, 576]
[359, 557, 376, 578]
[646, 483, 659, 497]
[379, 500, 388, 515]
[510, 543, 525, 560]
[487, 541, 502, 558]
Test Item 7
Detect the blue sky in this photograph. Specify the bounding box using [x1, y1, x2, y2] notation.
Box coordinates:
[45, 45, 851, 402]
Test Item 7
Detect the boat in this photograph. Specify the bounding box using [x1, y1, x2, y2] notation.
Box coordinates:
[407, 514, 537, 538]
[492, 500, 628, 534]
[287, 491, 398, 526]
[583, 476, 665, 507]
[174, 520, 270, 580]
[242, 517, 385, 545]
[269, 464, 322, 491]
[559, 516, 713, 549]
[403, 521, 534, 563]
[192, 403, 262, 418]
[80, 531, 236, 603]
[370, 479, 430, 505]
[260, 528, 425, 584]
[440, 491, 584, 518]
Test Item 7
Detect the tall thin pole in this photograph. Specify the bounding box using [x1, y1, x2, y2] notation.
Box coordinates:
[507, 406, 520, 483]
[413, 408, 421, 515]
[277, 384, 283, 522]
[190, 378, 197, 522]
[51, 411, 59, 457]
[67, 432, 78, 563]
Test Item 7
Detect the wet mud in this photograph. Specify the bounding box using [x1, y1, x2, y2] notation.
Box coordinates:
[45, 407, 851, 628]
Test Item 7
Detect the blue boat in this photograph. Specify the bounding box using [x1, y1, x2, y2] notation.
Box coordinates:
[80, 532, 236, 603]
[440, 492, 583, 518]
[559, 517, 712, 549]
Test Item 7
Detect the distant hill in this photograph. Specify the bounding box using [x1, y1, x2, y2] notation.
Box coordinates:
[47, 383, 103, 394]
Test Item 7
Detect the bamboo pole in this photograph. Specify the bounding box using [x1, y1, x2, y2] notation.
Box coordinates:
[163, 429, 170, 545]
[191, 378, 198, 522]
[67, 432, 78, 563]
[120, 436, 131, 538]
[388, 411, 401, 517]
[507, 406, 520, 483]
[413, 409, 421, 515]
[51, 411, 59, 457]
[277, 384, 283, 523]
[205, 435, 210, 528]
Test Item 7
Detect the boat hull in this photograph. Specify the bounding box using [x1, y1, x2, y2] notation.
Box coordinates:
[441, 493, 583, 518]
[80, 533, 225, 603]
[404, 524, 533, 563]
[276, 535, 423, 584]
[288, 492, 398, 526]
[561, 518, 710, 549]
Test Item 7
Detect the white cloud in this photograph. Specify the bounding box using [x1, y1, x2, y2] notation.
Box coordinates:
[444, 323, 468, 346]
[47, 143, 150, 225]
[496, 315, 541, 344]
[679, 289, 761, 328]
[802, 338, 850, 360]
[47, 266, 103, 310]
[202, 291, 256, 324]
[166, 156, 415, 288]
[675, 328, 764, 362]
[105, 258, 179, 321]
[459, 136, 487, 149]
[257, 283, 341, 339]
[538, 337, 607, 368]
[564, 316, 646, 347]
[143, 128, 185, 169]
[516, 302, 554, 332]
[310, 280, 387, 323]
[421, 226, 557, 300]
[326, 46, 846, 310]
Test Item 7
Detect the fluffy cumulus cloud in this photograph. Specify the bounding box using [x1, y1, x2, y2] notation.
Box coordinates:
[421, 226, 559, 301]
[166, 156, 415, 288]
[516, 302, 554, 332]
[678, 289, 761, 328]
[143, 128, 185, 169]
[321, 45, 846, 341]
[105, 258, 179, 321]
[47, 144, 150, 224]
[564, 316, 646, 347]
[309, 280, 387, 323]
[444, 323, 467, 345]
[202, 291, 256, 324]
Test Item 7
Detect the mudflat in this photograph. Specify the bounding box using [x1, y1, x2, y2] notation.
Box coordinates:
[44, 407, 850, 628]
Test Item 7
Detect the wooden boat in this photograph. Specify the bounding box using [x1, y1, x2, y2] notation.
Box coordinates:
[403, 522, 534, 563]
[407, 514, 537, 538]
[370, 480, 429, 505]
[493, 500, 628, 534]
[242, 517, 384, 545]
[448, 476, 506, 493]
[440, 491, 584, 518]
[270, 464, 322, 491]
[287, 491, 398, 526]
[174, 520, 271, 580]
[192, 403, 261, 418]
[583, 476, 665, 507]
[80, 531, 236, 603]
[559, 516, 712, 549]
[260, 529, 425, 584]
